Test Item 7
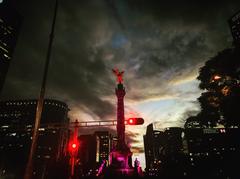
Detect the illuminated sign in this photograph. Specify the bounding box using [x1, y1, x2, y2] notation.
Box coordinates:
[203, 128, 218, 134]
[203, 128, 226, 134]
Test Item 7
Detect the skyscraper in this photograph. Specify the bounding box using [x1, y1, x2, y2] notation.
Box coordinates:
[95, 131, 111, 164]
[144, 123, 185, 177]
[0, 1, 22, 95]
[0, 99, 69, 178]
[76, 131, 112, 177]
[144, 123, 165, 172]
[78, 134, 96, 176]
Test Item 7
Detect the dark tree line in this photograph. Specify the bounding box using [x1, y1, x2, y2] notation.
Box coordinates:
[185, 47, 240, 128]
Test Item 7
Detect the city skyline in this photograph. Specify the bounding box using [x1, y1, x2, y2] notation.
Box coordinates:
[1, 0, 240, 169]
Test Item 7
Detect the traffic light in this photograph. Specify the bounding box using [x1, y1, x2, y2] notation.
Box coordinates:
[127, 118, 144, 125]
[68, 140, 79, 156]
[71, 143, 77, 149]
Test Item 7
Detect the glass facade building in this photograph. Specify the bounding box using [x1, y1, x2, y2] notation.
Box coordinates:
[0, 1, 22, 95]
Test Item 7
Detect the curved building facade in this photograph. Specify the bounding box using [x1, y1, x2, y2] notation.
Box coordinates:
[0, 99, 69, 178]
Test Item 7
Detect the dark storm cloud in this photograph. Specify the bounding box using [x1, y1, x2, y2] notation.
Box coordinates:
[1, 0, 240, 122]
[2, 0, 116, 119]
[105, 0, 240, 102]
[104, 0, 126, 30]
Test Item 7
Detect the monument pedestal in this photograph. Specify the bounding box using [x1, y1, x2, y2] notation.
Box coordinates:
[106, 141, 134, 176]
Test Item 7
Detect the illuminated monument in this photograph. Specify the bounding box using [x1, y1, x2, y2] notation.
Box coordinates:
[108, 68, 133, 176]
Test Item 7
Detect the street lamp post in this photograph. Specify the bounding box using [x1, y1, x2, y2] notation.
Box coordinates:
[24, 1, 58, 179]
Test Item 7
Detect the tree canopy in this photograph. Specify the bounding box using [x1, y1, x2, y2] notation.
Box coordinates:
[185, 47, 240, 128]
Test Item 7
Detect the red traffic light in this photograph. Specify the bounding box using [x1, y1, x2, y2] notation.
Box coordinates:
[127, 118, 144, 125]
[71, 143, 77, 149]
[68, 140, 79, 155]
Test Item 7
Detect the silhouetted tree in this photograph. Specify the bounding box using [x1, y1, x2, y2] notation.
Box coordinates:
[196, 47, 240, 127]
[184, 116, 200, 128]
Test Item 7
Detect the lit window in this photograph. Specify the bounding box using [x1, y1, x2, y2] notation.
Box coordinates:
[3, 54, 10, 59]
[0, 45, 8, 53]
[38, 128, 45, 131]
[1, 125, 9, 128]
[10, 133, 16, 136]
[220, 129, 226, 133]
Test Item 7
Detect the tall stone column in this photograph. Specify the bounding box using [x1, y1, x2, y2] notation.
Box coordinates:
[116, 83, 126, 148]
[109, 69, 133, 173]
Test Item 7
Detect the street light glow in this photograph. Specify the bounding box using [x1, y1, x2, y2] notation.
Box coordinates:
[213, 75, 221, 80]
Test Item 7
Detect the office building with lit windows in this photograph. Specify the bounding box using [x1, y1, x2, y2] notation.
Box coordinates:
[0, 1, 22, 95]
[77, 134, 96, 175]
[144, 123, 165, 172]
[77, 131, 113, 176]
[0, 99, 69, 178]
[144, 123, 185, 177]
[95, 131, 111, 164]
[144, 123, 240, 178]
[184, 127, 240, 178]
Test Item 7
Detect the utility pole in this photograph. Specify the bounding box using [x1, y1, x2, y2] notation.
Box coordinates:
[24, 1, 58, 178]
